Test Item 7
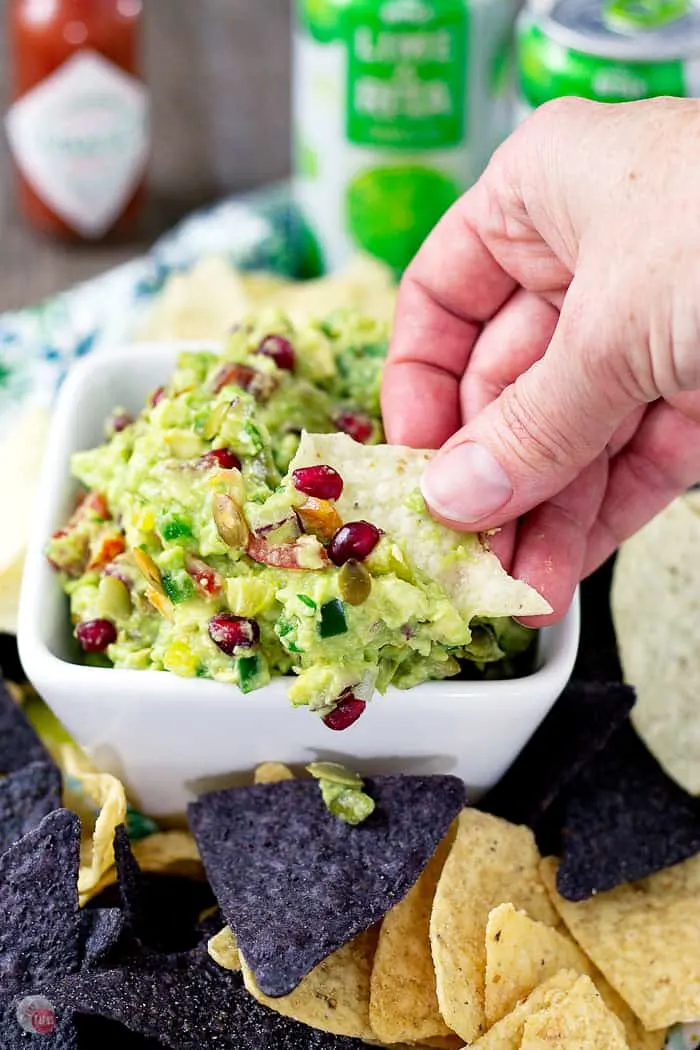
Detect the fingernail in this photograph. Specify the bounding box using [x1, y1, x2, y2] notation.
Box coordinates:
[421, 443, 513, 523]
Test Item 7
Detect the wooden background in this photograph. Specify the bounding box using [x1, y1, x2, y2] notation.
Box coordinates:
[0, 0, 292, 311]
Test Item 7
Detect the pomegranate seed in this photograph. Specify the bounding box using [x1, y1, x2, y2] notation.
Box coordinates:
[109, 411, 134, 433]
[334, 411, 373, 444]
[208, 613, 260, 655]
[200, 448, 242, 471]
[212, 363, 258, 395]
[186, 555, 222, 596]
[75, 618, 117, 653]
[292, 465, 343, 501]
[322, 690, 366, 731]
[328, 521, 380, 565]
[256, 334, 295, 372]
[150, 386, 166, 407]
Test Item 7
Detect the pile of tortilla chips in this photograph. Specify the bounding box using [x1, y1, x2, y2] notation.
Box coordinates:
[192, 776, 687, 1050]
[137, 254, 397, 342]
[1, 667, 700, 1045]
[3, 652, 700, 1048]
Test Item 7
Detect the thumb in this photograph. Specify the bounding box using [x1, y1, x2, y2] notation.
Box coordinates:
[420, 312, 640, 530]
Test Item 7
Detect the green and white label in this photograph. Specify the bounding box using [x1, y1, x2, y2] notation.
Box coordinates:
[346, 0, 468, 149]
[294, 0, 519, 273]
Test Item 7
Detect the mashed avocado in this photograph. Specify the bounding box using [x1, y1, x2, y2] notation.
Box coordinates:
[47, 310, 536, 726]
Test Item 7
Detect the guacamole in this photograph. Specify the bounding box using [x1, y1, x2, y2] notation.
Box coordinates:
[47, 311, 537, 728]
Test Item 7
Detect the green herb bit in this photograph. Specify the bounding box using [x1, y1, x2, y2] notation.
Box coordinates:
[161, 573, 195, 605]
[238, 654, 261, 693]
[319, 598, 347, 638]
[161, 515, 194, 542]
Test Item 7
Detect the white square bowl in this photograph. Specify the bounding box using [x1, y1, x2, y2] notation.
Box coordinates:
[18, 343, 580, 819]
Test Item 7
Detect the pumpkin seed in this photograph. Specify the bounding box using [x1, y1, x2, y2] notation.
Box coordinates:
[132, 548, 164, 593]
[145, 586, 174, 621]
[338, 559, 372, 606]
[202, 401, 230, 441]
[98, 574, 131, 620]
[212, 493, 249, 549]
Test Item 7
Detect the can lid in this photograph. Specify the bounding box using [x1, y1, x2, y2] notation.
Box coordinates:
[541, 0, 700, 58]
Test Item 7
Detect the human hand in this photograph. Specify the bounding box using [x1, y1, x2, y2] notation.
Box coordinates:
[382, 96, 700, 624]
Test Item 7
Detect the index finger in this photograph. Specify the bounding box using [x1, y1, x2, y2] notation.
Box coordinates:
[381, 177, 517, 448]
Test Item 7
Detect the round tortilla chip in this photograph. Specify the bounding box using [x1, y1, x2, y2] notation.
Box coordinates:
[612, 494, 700, 794]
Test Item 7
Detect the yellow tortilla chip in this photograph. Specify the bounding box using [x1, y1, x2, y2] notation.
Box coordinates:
[137, 255, 396, 343]
[430, 810, 557, 1043]
[269, 255, 397, 326]
[420, 1037, 463, 1050]
[59, 743, 127, 902]
[471, 971, 579, 1049]
[253, 762, 295, 784]
[132, 830, 202, 877]
[80, 829, 204, 901]
[485, 904, 590, 1026]
[0, 406, 49, 575]
[241, 927, 379, 1040]
[370, 829, 456, 1044]
[519, 974, 628, 1049]
[0, 555, 24, 634]
[62, 742, 202, 900]
[541, 856, 700, 1030]
[136, 257, 259, 341]
[485, 906, 663, 1050]
[75, 774, 127, 904]
[208, 926, 241, 972]
[0, 406, 51, 634]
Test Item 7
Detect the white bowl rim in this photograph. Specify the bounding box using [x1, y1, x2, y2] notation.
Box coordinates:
[18, 341, 581, 709]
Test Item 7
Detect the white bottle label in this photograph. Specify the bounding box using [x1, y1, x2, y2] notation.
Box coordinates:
[5, 50, 149, 238]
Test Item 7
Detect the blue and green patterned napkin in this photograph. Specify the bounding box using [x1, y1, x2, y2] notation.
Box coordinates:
[0, 182, 317, 438]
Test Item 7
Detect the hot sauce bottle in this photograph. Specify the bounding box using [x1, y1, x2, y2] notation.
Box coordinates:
[6, 0, 149, 241]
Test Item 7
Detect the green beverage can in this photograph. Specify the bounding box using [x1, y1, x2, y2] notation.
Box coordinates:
[517, 0, 700, 119]
[294, 0, 520, 273]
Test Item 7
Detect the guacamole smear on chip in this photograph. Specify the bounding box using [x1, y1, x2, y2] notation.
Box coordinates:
[47, 312, 549, 728]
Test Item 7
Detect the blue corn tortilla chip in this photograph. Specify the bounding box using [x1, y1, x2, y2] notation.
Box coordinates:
[88, 826, 216, 957]
[188, 774, 466, 997]
[75, 1015, 168, 1049]
[0, 760, 62, 855]
[480, 680, 635, 834]
[55, 948, 369, 1050]
[557, 720, 700, 900]
[0, 677, 53, 772]
[114, 824, 144, 931]
[0, 809, 81, 1049]
[79, 827, 140, 971]
[79, 909, 126, 970]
